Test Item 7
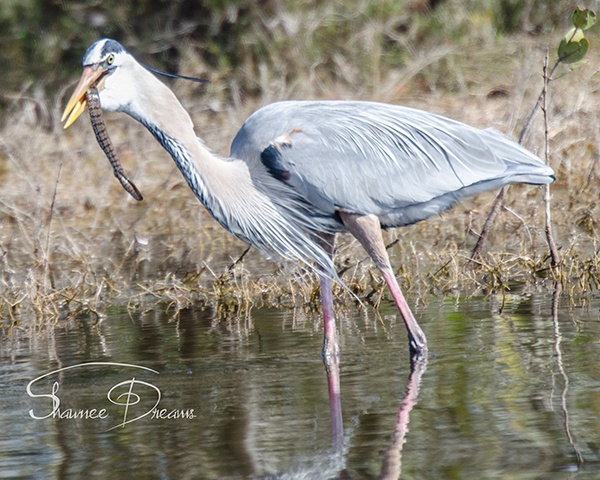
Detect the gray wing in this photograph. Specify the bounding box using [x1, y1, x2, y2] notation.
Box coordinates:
[230, 100, 554, 227]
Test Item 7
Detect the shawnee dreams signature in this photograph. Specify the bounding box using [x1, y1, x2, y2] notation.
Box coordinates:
[26, 362, 196, 431]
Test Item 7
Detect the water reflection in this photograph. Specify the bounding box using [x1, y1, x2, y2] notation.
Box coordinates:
[323, 342, 426, 480]
[2, 291, 600, 479]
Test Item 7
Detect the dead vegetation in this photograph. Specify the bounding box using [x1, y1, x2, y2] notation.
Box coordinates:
[2, 28, 600, 327]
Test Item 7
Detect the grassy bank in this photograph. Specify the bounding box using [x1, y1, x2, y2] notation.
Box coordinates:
[2, 7, 600, 325]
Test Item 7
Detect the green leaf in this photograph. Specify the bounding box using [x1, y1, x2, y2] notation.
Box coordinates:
[573, 8, 596, 30]
[558, 27, 590, 63]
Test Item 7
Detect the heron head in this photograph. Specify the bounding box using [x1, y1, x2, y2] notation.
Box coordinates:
[61, 38, 133, 128]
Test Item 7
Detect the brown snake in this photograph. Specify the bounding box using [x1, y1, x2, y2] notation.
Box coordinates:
[85, 85, 143, 201]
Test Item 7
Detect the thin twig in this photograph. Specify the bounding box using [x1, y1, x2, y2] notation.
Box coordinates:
[43, 163, 62, 292]
[227, 246, 251, 273]
[519, 51, 570, 144]
[469, 186, 506, 261]
[470, 51, 569, 262]
[502, 205, 534, 248]
[542, 50, 560, 267]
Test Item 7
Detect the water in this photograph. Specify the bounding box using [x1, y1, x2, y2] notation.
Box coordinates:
[2, 291, 600, 479]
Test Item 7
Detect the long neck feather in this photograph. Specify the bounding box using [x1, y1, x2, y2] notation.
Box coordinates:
[128, 65, 338, 275]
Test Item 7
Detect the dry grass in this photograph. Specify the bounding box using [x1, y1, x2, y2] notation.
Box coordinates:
[2, 30, 600, 327]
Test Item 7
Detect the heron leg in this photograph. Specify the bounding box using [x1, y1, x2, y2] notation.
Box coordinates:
[339, 212, 428, 357]
[320, 273, 340, 361]
[381, 269, 428, 358]
[316, 234, 344, 451]
[317, 234, 340, 362]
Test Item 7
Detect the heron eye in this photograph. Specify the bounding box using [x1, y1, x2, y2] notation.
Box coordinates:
[106, 54, 115, 66]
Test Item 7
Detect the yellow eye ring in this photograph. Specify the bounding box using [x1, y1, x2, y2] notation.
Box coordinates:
[106, 54, 114, 65]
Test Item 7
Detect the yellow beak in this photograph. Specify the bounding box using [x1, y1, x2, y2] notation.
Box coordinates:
[61, 66, 105, 129]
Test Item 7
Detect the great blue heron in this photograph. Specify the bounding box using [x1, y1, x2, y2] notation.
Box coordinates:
[62, 38, 554, 360]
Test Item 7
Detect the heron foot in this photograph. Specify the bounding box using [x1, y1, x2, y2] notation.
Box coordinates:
[408, 329, 428, 361]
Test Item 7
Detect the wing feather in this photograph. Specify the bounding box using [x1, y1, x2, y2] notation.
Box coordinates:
[230, 100, 553, 226]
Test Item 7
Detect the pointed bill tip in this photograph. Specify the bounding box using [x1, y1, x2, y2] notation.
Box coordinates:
[62, 66, 104, 129]
[63, 99, 87, 129]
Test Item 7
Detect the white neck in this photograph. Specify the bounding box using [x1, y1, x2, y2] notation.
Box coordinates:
[104, 57, 338, 274]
